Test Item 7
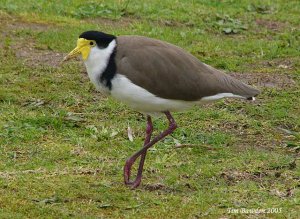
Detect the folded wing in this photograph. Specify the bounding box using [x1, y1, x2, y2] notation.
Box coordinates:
[116, 36, 260, 101]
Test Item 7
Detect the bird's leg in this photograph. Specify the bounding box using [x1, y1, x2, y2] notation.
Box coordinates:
[138, 115, 153, 180]
[124, 111, 177, 188]
[124, 116, 153, 186]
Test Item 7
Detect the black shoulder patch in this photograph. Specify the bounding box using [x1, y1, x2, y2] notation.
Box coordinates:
[100, 48, 117, 90]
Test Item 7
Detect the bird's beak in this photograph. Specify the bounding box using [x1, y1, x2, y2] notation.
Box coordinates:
[63, 47, 81, 62]
[63, 38, 91, 62]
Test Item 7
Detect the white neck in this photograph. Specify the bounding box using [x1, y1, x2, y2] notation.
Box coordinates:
[84, 39, 116, 92]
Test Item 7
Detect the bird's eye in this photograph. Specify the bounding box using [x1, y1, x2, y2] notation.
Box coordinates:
[90, 41, 95, 46]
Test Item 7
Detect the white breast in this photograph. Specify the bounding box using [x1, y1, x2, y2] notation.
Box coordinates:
[84, 40, 116, 93]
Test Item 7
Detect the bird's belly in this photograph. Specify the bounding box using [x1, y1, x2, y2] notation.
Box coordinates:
[111, 74, 194, 113]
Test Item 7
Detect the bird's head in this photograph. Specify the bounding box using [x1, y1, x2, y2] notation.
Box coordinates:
[63, 31, 116, 62]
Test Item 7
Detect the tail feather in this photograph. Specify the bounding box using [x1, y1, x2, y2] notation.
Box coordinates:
[220, 73, 260, 99]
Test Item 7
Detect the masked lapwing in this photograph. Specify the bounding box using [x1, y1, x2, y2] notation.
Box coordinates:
[63, 31, 260, 188]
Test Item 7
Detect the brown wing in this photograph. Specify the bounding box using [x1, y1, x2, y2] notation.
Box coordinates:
[115, 36, 260, 101]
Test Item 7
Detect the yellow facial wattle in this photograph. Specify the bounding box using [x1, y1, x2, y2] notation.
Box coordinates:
[76, 38, 91, 60]
[63, 38, 95, 62]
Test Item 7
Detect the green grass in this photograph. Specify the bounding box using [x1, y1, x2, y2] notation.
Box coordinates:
[0, 0, 299, 218]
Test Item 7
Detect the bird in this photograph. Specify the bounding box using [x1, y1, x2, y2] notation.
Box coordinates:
[63, 31, 260, 188]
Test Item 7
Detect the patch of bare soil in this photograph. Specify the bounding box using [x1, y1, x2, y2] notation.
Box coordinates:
[85, 16, 195, 29]
[256, 19, 286, 31]
[158, 19, 195, 28]
[228, 72, 296, 89]
[84, 17, 136, 28]
[144, 183, 166, 191]
[12, 41, 65, 67]
[221, 168, 296, 198]
[0, 167, 102, 179]
[236, 133, 284, 151]
[263, 58, 297, 70]
[1, 19, 65, 67]
[1, 16, 53, 38]
[5, 21, 51, 32]
[216, 116, 294, 151]
[220, 170, 268, 185]
[143, 183, 175, 193]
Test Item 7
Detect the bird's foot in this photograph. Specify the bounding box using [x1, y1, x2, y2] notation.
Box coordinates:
[124, 156, 144, 188]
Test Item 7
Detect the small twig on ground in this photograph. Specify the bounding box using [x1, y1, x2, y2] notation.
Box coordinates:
[174, 144, 214, 150]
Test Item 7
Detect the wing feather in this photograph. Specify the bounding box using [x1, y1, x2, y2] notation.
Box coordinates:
[115, 36, 259, 101]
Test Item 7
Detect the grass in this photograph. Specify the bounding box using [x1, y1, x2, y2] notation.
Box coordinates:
[0, 0, 299, 218]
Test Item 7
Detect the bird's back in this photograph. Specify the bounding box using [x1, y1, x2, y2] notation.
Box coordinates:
[115, 36, 259, 101]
